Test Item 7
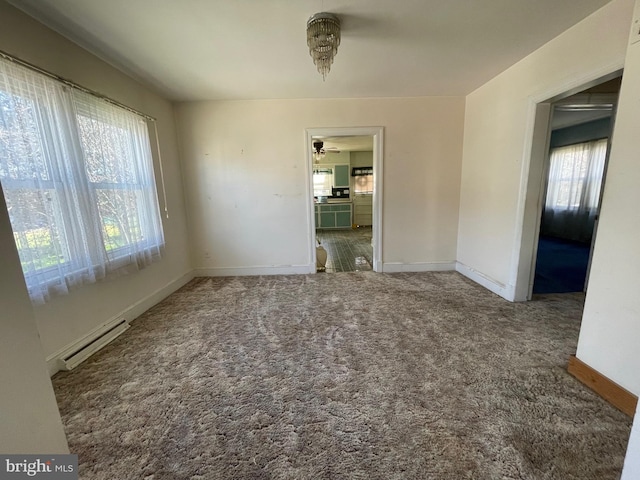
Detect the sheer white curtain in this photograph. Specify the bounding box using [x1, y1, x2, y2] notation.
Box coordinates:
[542, 138, 608, 242]
[0, 57, 164, 303]
[73, 90, 164, 271]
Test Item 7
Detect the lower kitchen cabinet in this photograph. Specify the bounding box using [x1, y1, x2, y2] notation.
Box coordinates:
[353, 194, 373, 226]
[320, 212, 336, 228]
[315, 203, 352, 229]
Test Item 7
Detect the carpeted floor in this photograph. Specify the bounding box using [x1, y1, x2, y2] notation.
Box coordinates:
[534, 236, 591, 294]
[52, 272, 631, 479]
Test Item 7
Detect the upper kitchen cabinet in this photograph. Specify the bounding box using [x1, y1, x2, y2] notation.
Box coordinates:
[334, 165, 350, 188]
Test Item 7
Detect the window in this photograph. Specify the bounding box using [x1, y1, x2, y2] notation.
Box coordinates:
[352, 166, 373, 194]
[0, 57, 164, 303]
[541, 138, 608, 242]
[545, 139, 607, 212]
[313, 168, 333, 196]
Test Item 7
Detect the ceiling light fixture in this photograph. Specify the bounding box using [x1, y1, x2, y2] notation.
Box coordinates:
[307, 12, 341, 80]
[554, 104, 614, 112]
[313, 140, 326, 163]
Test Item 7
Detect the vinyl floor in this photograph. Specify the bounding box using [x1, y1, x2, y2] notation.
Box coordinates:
[316, 226, 373, 273]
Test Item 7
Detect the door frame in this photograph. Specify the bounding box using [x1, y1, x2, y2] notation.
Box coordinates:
[511, 67, 623, 301]
[583, 101, 619, 291]
[304, 126, 384, 272]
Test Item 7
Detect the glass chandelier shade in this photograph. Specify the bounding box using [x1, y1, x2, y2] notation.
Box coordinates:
[307, 13, 341, 80]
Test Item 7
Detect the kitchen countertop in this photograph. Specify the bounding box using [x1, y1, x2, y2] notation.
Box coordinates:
[315, 198, 352, 204]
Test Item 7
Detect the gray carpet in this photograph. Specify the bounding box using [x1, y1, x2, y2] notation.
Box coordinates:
[52, 272, 631, 479]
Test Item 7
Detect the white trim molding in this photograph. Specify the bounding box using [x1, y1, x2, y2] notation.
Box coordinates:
[510, 61, 625, 302]
[194, 265, 312, 277]
[383, 262, 456, 273]
[305, 127, 384, 273]
[456, 261, 515, 301]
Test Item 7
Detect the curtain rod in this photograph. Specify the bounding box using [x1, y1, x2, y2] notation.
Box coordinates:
[0, 48, 169, 219]
[0, 48, 156, 122]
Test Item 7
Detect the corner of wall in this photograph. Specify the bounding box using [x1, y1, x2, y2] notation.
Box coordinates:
[455, 261, 516, 301]
[46, 269, 195, 376]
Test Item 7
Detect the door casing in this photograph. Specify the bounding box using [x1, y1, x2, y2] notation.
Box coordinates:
[304, 127, 384, 272]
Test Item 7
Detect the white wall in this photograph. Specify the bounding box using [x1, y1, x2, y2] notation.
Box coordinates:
[175, 97, 465, 274]
[457, 0, 640, 397]
[350, 151, 373, 167]
[576, 0, 640, 396]
[0, 2, 193, 365]
[458, 4, 640, 472]
[0, 183, 68, 453]
[457, 0, 633, 299]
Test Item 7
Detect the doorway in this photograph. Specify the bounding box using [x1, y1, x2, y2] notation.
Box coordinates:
[305, 127, 384, 273]
[529, 75, 621, 296]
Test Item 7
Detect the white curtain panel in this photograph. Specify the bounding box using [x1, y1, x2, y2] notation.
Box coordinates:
[0, 58, 164, 303]
[542, 138, 608, 242]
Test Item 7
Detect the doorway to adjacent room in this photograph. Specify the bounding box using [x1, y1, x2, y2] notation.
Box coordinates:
[305, 127, 384, 273]
[520, 73, 622, 298]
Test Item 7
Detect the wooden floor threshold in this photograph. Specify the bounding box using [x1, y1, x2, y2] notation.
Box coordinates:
[568, 355, 637, 417]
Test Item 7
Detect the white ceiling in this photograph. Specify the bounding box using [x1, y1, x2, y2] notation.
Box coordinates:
[550, 92, 619, 129]
[9, 0, 612, 102]
[551, 109, 613, 130]
[314, 136, 373, 152]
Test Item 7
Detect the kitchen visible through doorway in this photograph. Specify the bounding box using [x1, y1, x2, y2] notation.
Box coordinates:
[311, 133, 375, 273]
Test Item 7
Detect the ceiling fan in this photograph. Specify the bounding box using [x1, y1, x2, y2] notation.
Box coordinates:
[312, 141, 340, 163]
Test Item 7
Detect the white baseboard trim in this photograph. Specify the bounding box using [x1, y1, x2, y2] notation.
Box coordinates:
[46, 270, 195, 377]
[455, 261, 515, 301]
[194, 264, 313, 277]
[382, 261, 456, 273]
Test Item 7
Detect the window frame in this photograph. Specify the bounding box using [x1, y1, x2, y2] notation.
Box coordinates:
[0, 57, 165, 301]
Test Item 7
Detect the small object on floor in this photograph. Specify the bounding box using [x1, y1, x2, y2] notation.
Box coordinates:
[354, 256, 372, 272]
[355, 256, 368, 265]
[316, 240, 327, 272]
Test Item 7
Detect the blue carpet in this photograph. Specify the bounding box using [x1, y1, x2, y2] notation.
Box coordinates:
[533, 236, 591, 294]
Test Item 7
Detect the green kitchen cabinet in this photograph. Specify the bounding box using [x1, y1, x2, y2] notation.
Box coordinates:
[334, 164, 350, 188]
[320, 212, 336, 228]
[336, 211, 351, 228]
[315, 203, 352, 229]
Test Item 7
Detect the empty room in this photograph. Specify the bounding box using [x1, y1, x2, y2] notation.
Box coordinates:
[1, 0, 640, 478]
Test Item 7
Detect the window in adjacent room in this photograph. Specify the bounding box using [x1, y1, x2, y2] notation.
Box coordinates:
[545, 139, 607, 212]
[0, 56, 165, 303]
[352, 166, 373, 194]
[541, 138, 608, 243]
[313, 168, 333, 197]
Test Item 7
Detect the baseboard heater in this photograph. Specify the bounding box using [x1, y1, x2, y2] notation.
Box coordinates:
[59, 318, 130, 371]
